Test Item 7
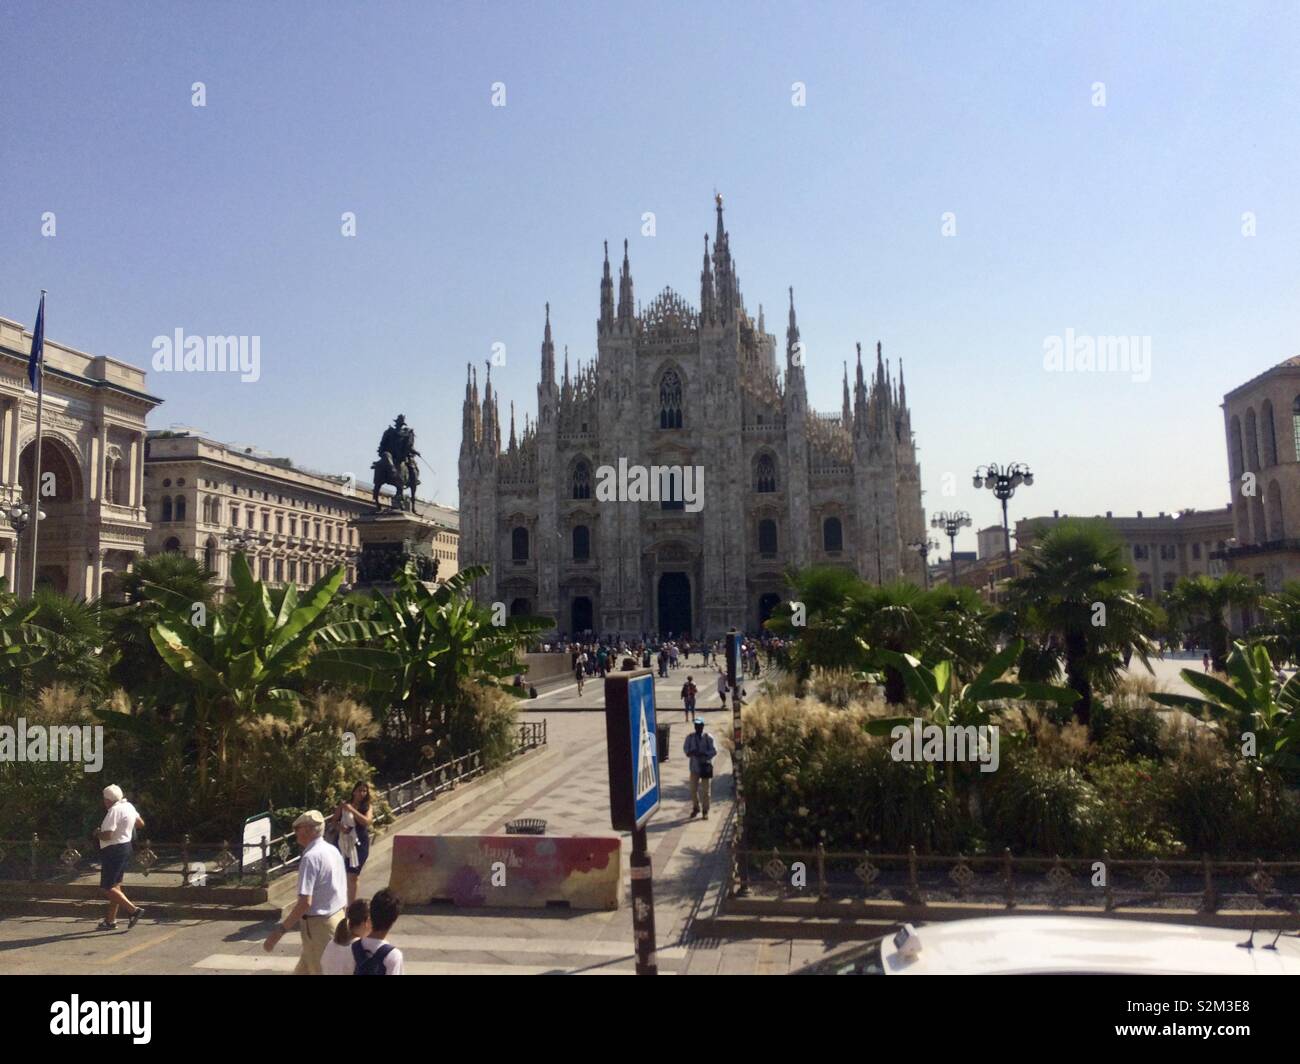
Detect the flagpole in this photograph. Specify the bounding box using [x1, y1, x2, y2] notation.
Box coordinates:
[27, 291, 46, 600]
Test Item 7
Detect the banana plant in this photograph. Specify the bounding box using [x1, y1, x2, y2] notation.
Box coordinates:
[863, 638, 1080, 736]
[359, 562, 548, 751]
[98, 556, 392, 795]
[1152, 640, 1300, 777]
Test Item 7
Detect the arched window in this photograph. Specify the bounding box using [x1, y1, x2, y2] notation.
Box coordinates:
[1262, 399, 1278, 466]
[572, 525, 590, 561]
[823, 516, 843, 552]
[512, 526, 530, 561]
[572, 460, 591, 500]
[174, 495, 187, 522]
[1245, 408, 1260, 472]
[659, 369, 683, 429]
[162, 496, 173, 522]
[758, 518, 777, 556]
[755, 453, 777, 493]
[1292, 396, 1300, 462]
[1267, 480, 1285, 541]
[163, 536, 181, 553]
[204, 539, 217, 573]
[1229, 415, 1244, 478]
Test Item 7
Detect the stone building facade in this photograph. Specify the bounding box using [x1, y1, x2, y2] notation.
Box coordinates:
[1218, 357, 1300, 590]
[0, 315, 158, 598]
[144, 431, 459, 594]
[458, 198, 926, 638]
[1016, 508, 1234, 596]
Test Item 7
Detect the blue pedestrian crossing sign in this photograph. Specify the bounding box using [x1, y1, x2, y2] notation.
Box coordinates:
[604, 670, 661, 830]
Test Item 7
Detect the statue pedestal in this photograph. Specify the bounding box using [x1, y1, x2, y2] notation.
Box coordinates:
[350, 509, 440, 590]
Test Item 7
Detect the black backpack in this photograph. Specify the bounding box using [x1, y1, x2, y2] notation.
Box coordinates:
[352, 940, 395, 975]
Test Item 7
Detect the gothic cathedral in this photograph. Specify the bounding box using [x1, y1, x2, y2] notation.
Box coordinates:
[458, 197, 926, 639]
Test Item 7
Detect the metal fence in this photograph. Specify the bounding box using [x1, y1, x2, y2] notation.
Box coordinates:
[732, 845, 1300, 915]
[1, 719, 548, 888]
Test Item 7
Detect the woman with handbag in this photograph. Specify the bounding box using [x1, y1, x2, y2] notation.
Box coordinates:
[682, 717, 716, 820]
[327, 781, 374, 905]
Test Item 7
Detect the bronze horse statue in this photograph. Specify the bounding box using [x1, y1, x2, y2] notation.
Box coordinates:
[372, 414, 420, 511]
[371, 451, 418, 511]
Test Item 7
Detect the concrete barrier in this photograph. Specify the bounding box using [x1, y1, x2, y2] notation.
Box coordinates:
[388, 834, 620, 910]
[521, 652, 572, 685]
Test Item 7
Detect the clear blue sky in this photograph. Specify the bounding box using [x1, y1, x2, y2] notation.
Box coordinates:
[3, 1, 1298, 554]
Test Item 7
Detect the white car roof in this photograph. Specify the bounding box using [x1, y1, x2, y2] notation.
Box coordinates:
[882, 916, 1300, 975]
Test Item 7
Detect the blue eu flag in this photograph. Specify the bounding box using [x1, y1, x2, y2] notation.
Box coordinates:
[27, 292, 45, 391]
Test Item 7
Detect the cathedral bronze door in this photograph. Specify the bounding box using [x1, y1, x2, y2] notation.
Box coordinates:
[657, 572, 691, 638]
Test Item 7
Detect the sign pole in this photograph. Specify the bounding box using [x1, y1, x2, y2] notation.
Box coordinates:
[726, 629, 748, 896]
[604, 669, 661, 975]
[630, 826, 658, 975]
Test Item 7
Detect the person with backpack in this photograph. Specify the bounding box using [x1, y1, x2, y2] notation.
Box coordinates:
[352, 888, 404, 975]
[322, 899, 370, 975]
[683, 717, 717, 820]
[681, 676, 698, 722]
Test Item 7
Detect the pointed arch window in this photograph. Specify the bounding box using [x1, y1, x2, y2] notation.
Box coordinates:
[659, 369, 683, 429]
[573, 525, 590, 561]
[572, 460, 591, 500]
[755, 453, 777, 493]
[823, 516, 843, 553]
[512, 526, 530, 561]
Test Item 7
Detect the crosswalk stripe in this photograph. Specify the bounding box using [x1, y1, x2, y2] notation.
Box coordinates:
[193, 953, 676, 975]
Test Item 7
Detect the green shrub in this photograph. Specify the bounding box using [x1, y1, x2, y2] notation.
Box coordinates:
[982, 748, 1103, 855]
[1089, 696, 1166, 762]
[1088, 759, 1180, 856]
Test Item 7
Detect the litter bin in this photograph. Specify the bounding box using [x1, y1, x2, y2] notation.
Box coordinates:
[656, 722, 671, 763]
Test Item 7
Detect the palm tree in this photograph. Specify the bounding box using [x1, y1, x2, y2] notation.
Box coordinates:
[1165, 573, 1260, 671]
[1006, 520, 1159, 725]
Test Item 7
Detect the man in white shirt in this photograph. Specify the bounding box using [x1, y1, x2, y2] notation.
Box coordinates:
[97, 784, 145, 931]
[262, 809, 348, 974]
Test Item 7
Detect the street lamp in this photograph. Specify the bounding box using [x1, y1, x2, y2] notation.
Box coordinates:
[973, 463, 1034, 563]
[8, 502, 45, 598]
[907, 537, 939, 589]
[930, 510, 972, 584]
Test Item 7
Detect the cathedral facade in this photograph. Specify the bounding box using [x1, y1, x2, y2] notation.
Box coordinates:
[457, 198, 926, 639]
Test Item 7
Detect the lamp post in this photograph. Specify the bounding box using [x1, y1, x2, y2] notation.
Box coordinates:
[931, 510, 972, 584]
[7, 502, 44, 598]
[973, 463, 1034, 564]
[907, 537, 939, 589]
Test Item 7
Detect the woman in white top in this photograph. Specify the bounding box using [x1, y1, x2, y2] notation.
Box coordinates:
[322, 898, 371, 975]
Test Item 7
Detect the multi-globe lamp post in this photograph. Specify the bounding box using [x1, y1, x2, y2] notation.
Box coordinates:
[930, 510, 972, 584]
[907, 537, 939, 589]
[973, 462, 1034, 563]
[8, 502, 45, 598]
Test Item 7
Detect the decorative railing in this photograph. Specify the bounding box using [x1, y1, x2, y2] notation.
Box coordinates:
[0, 720, 548, 888]
[731, 845, 1300, 914]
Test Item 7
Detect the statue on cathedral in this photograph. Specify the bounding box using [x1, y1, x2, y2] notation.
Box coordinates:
[372, 413, 421, 511]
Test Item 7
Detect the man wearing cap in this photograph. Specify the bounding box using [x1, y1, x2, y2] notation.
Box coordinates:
[682, 717, 717, 820]
[263, 810, 348, 973]
[97, 784, 145, 931]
